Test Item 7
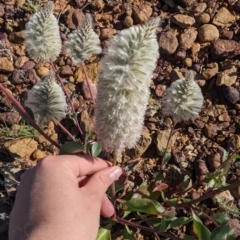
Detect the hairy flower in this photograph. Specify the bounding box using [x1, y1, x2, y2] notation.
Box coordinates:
[162, 70, 203, 123]
[64, 13, 101, 65]
[95, 17, 160, 153]
[25, 1, 62, 62]
[25, 72, 68, 125]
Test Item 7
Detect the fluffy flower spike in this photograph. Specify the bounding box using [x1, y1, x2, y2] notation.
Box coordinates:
[64, 13, 102, 65]
[95, 17, 161, 153]
[25, 72, 68, 125]
[162, 70, 204, 123]
[25, 1, 62, 62]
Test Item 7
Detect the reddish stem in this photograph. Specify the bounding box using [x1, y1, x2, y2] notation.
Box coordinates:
[50, 62, 84, 140]
[0, 83, 60, 148]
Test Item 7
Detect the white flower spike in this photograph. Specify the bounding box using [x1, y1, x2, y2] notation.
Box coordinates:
[64, 13, 102, 65]
[162, 70, 204, 123]
[95, 17, 161, 153]
[25, 1, 62, 62]
[25, 72, 68, 125]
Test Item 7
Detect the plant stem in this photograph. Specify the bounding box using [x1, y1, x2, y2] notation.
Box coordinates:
[115, 216, 181, 240]
[0, 83, 61, 149]
[50, 61, 84, 141]
[81, 62, 95, 103]
[176, 179, 240, 208]
[55, 119, 76, 141]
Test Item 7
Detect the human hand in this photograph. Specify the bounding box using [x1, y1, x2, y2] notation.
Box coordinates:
[9, 155, 122, 240]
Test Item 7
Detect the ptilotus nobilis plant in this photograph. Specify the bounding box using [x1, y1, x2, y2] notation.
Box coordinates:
[162, 70, 204, 123]
[64, 13, 102, 65]
[95, 17, 161, 154]
[25, 1, 62, 62]
[25, 72, 68, 125]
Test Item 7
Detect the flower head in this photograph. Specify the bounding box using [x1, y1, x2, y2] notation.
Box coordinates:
[25, 72, 68, 125]
[25, 1, 62, 62]
[64, 13, 101, 65]
[95, 17, 160, 153]
[162, 70, 203, 123]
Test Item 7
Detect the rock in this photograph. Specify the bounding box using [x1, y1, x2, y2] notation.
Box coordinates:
[192, 3, 207, 13]
[174, 47, 186, 60]
[179, 28, 197, 49]
[82, 79, 97, 101]
[0, 112, 21, 125]
[25, 69, 40, 84]
[155, 84, 166, 97]
[195, 159, 209, 181]
[211, 39, 240, 59]
[234, 0, 240, 12]
[8, 30, 25, 43]
[15, 0, 25, 7]
[196, 13, 210, 24]
[228, 135, 240, 149]
[216, 66, 238, 86]
[229, 219, 240, 238]
[4, 138, 38, 159]
[183, 58, 192, 67]
[36, 66, 49, 77]
[100, 28, 117, 40]
[60, 65, 73, 77]
[132, 3, 152, 24]
[171, 14, 195, 28]
[218, 112, 230, 122]
[155, 129, 178, 153]
[21, 60, 35, 70]
[90, 0, 105, 11]
[221, 29, 234, 40]
[207, 153, 221, 171]
[198, 24, 219, 43]
[212, 190, 234, 206]
[31, 149, 45, 160]
[64, 9, 84, 30]
[125, 130, 152, 159]
[202, 62, 219, 80]
[212, 7, 235, 28]
[162, 0, 176, 8]
[123, 16, 134, 28]
[204, 123, 218, 138]
[170, 68, 184, 81]
[223, 86, 240, 104]
[11, 69, 25, 84]
[14, 56, 29, 68]
[0, 3, 5, 17]
[80, 109, 94, 133]
[159, 31, 178, 54]
[0, 57, 13, 72]
[178, 0, 196, 7]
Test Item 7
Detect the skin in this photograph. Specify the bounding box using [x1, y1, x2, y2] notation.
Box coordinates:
[9, 155, 122, 240]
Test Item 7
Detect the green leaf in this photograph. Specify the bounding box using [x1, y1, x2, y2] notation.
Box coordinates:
[91, 142, 102, 157]
[166, 217, 192, 230]
[222, 150, 228, 162]
[59, 141, 87, 155]
[192, 210, 211, 240]
[164, 198, 178, 206]
[85, 130, 93, 140]
[184, 235, 195, 240]
[232, 154, 240, 159]
[164, 153, 171, 162]
[123, 225, 135, 240]
[210, 225, 230, 240]
[96, 227, 111, 240]
[125, 198, 165, 215]
[182, 175, 191, 190]
[212, 213, 229, 226]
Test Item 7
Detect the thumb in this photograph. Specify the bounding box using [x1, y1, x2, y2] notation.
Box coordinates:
[84, 166, 122, 198]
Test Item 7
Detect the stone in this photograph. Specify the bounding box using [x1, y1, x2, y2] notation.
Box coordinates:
[25, 69, 40, 85]
[15, 0, 25, 7]
[123, 16, 134, 28]
[64, 9, 84, 30]
[0, 3, 5, 17]
[11, 69, 25, 84]
[223, 86, 240, 104]
[229, 219, 240, 238]
[203, 123, 218, 138]
[218, 112, 230, 122]
[100, 28, 117, 40]
[179, 28, 198, 49]
[221, 29, 234, 40]
[0, 112, 21, 125]
[211, 39, 240, 59]
[196, 13, 210, 24]
[198, 24, 219, 43]
[171, 14, 195, 28]
[155, 129, 178, 153]
[216, 66, 238, 86]
[159, 31, 178, 55]
[192, 3, 207, 13]
[90, 0, 105, 11]
[202, 62, 218, 80]
[60, 65, 73, 77]
[8, 30, 25, 43]
[212, 190, 234, 206]
[14, 56, 29, 68]
[212, 7, 235, 28]
[183, 58, 192, 67]
[207, 153, 221, 171]
[31, 149, 45, 160]
[132, 3, 152, 24]
[155, 84, 166, 97]
[21, 60, 35, 70]
[4, 138, 38, 159]
[178, 0, 195, 7]
[0, 57, 14, 72]
[36, 66, 49, 77]
[82, 79, 97, 101]
[80, 109, 94, 133]
[170, 68, 184, 81]
[125, 130, 152, 159]
[195, 159, 209, 181]
[234, 0, 240, 12]
[162, 0, 176, 8]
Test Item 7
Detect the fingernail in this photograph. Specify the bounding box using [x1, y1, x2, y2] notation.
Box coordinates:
[109, 167, 122, 181]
